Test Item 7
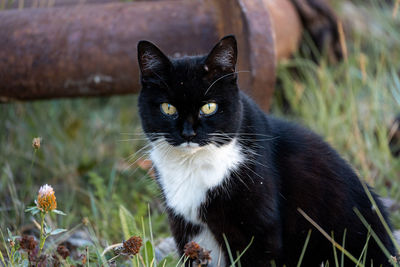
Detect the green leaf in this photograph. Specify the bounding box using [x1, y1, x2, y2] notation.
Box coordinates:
[31, 209, 40, 215]
[7, 228, 12, 239]
[6, 228, 20, 242]
[13, 250, 21, 262]
[119, 205, 139, 239]
[25, 206, 37, 212]
[157, 255, 174, 267]
[52, 209, 66, 216]
[50, 229, 67, 236]
[25, 206, 41, 216]
[142, 240, 154, 267]
[21, 259, 29, 267]
[0, 229, 11, 263]
[0, 248, 6, 267]
[45, 224, 52, 235]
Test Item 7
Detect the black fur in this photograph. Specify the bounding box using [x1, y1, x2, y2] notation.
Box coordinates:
[137, 36, 396, 266]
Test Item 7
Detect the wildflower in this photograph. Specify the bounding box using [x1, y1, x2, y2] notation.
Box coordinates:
[56, 245, 70, 259]
[122, 236, 142, 255]
[81, 254, 87, 265]
[19, 235, 37, 252]
[391, 254, 400, 264]
[184, 241, 201, 259]
[32, 137, 41, 149]
[9, 239, 15, 247]
[184, 241, 212, 266]
[82, 217, 89, 226]
[36, 184, 57, 213]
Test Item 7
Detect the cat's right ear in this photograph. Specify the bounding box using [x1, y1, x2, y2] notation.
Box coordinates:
[137, 40, 171, 79]
[204, 35, 237, 75]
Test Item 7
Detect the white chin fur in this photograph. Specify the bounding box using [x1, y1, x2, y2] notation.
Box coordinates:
[177, 142, 201, 154]
[150, 137, 244, 223]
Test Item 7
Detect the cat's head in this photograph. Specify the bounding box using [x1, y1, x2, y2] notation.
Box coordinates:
[137, 35, 242, 150]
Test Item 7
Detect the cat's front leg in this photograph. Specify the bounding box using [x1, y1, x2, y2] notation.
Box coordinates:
[165, 211, 205, 265]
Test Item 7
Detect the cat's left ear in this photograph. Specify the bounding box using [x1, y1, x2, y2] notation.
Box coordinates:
[137, 40, 171, 79]
[204, 35, 237, 74]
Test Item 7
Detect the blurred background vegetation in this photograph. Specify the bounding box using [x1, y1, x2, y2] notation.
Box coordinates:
[0, 0, 400, 265]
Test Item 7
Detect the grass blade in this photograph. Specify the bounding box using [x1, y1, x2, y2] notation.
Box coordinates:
[296, 229, 312, 267]
[230, 236, 254, 266]
[297, 208, 363, 266]
[341, 229, 347, 267]
[222, 234, 235, 267]
[148, 204, 156, 266]
[358, 179, 400, 254]
[353, 208, 393, 262]
[356, 227, 371, 266]
[331, 232, 339, 267]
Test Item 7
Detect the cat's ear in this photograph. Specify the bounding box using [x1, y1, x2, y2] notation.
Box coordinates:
[137, 40, 171, 79]
[204, 35, 237, 74]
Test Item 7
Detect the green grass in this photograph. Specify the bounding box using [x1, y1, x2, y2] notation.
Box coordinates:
[272, 0, 400, 227]
[1, 0, 400, 265]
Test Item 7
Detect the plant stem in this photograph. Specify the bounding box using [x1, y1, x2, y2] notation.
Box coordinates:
[38, 212, 46, 256]
[26, 149, 37, 195]
[28, 149, 37, 181]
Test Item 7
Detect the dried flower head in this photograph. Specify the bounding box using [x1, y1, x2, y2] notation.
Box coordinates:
[184, 241, 201, 259]
[122, 236, 142, 255]
[56, 245, 70, 259]
[36, 184, 57, 212]
[19, 235, 37, 252]
[32, 137, 41, 149]
[9, 239, 15, 247]
[184, 241, 212, 266]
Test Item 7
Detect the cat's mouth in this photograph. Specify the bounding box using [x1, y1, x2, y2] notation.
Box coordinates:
[177, 142, 202, 153]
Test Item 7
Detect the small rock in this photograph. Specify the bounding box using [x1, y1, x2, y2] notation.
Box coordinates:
[394, 230, 400, 246]
[155, 237, 178, 262]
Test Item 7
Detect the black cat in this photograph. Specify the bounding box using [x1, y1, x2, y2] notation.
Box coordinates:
[137, 35, 396, 266]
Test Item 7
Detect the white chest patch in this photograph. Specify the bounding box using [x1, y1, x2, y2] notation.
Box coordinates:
[193, 226, 226, 267]
[150, 138, 243, 224]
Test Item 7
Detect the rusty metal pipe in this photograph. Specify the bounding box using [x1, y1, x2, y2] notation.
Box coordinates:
[0, 0, 302, 110]
[1, 0, 162, 9]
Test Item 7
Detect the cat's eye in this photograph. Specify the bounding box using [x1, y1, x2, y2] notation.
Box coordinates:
[160, 103, 177, 116]
[200, 102, 218, 116]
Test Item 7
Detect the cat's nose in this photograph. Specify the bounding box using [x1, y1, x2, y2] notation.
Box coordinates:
[181, 121, 197, 141]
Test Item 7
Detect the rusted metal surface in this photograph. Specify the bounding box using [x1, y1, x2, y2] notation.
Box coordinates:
[0, 0, 302, 110]
[1, 0, 161, 9]
[210, 0, 276, 110]
[264, 0, 303, 61]
[0, 1, 219, 100]
[1, 0, 113, 9]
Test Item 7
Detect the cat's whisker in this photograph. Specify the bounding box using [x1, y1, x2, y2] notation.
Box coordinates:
[123, 141, 170, 173]
[245, 156, 270, 169]
[210, 131, 274, 136]
[124, 153, 151, 173]
[204, 70, 250, 96]
[117, 138, 149, 142]
[240, 162, 265, 181]
[124, 142, 154, 161]
[231, 168, 251, 189]
[119, 132, 147, 135]
[131, 165, 157, 184]
[209, 132, 276, 139]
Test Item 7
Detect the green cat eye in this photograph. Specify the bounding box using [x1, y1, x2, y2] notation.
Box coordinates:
[160, 103, 177, 116]
[200, 102, 218, 116]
